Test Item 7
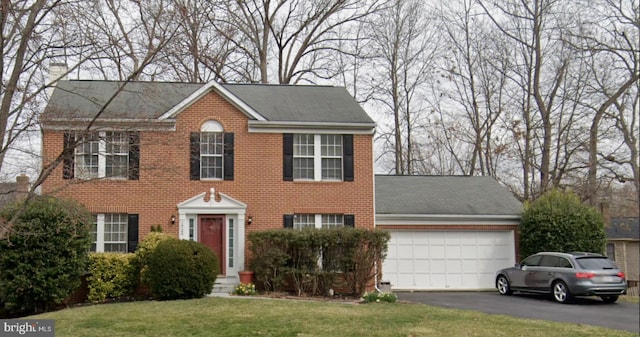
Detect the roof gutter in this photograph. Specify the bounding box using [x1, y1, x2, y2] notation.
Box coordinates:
[41, 118, 176, 131]
[376, 213, 521, 226]
[247, 120, 376, 134]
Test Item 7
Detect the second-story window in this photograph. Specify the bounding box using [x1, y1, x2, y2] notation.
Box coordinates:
[284, 133, 353, 182]
[200, 132, 224, 179]
[68, 131, 139, 180]
[75, 133, 100, 178]
[292, 134, 343, 181]
[190, 121, 234, 181]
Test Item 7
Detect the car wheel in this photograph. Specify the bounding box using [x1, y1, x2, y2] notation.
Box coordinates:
[600, 295, 619, 304]
[496, 275, 512, 295]
[552, 281, 571, 304]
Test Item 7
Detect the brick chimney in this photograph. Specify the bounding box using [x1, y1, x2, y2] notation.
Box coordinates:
[16, 173, 30, 194]
[47, 62, 68, 97]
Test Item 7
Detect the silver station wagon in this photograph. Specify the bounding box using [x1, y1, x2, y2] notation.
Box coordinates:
[495, 252, 627, 303]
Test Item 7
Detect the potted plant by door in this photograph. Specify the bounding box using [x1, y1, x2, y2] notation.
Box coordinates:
[238, 270, 254, 284]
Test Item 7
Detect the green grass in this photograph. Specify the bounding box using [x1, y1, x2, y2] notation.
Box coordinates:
[31, 297, 635, 337]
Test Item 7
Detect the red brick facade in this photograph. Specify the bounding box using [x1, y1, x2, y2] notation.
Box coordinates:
[42, 90, 375, 267]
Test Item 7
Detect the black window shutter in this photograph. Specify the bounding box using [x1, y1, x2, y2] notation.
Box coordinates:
[127, 214, 139, 253]
[283, 133, 294, 181]
[343, 134, 354, 181]
[190, 132, 200, 180]
[63, 132, 75, 179]
[344, 214, 355, 228]
[283, 214, 294, 228]
[128, 132, 140, 180]
[223, 132, 234, 181]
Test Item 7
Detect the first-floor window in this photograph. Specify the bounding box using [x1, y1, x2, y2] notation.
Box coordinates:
[293, 214, 344, 230]
[91, 213, 128, 253]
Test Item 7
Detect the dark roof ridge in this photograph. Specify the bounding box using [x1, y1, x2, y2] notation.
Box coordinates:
[61, 79, 203, 85]
[222, 82, 337, 88]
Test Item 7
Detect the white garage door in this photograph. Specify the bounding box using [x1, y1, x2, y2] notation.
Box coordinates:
[382, 230, 515, 290]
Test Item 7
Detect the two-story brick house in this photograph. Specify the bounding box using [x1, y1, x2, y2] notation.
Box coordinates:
[41, 80, 376, 284]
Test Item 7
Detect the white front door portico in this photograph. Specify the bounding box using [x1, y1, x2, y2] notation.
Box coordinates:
[177, 188, 247, 283]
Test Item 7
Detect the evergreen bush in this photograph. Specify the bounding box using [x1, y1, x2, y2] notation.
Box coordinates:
[0, 196, 91, 315]
[520, 189, 606, 258]
[87, 253, 138, 303]
[145, 239, 218, 300]
[134, 232, 176, 284]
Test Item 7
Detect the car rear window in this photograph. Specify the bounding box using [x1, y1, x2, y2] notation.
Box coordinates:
[575, 257, 618, 270]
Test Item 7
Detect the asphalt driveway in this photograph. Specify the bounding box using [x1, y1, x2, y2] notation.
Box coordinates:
[396, 291, 640, 333]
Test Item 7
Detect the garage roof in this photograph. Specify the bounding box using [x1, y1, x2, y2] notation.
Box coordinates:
[375, 175, 522, 216]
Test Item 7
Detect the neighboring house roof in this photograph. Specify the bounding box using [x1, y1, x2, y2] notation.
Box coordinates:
[607, 217, 639, 241]
[42, 81, 375, 132]
[375, 175, 522, 218]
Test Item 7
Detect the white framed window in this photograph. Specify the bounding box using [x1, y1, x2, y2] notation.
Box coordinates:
[199, 121, 224, 179]
[293, 134, 342, 181]
[200, 132, 223, 179]
[321, 135, 343, 180]
[75, 132, 129, 179]
[294, 214, 344, 229]
[105, 132, 129, 178]
[75, 133, 100, 179]
[91, 214, 128, 253]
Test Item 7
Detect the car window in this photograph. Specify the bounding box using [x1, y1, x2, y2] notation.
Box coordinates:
[557, 257, 572, 268]
[576, 257, 618, 270]
[539, 255, 559, 267]
[521, 255, 542, 266]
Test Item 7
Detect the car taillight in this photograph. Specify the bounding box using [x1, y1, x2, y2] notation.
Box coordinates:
[617, 272, 625, 279]
[576, 272, 595, 279]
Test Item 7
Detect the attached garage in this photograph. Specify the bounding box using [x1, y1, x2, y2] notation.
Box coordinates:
[383, 230, 515, 290]
[375, 175, 522, 291]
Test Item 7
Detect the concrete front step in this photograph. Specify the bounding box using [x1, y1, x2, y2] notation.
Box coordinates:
[211, 283, 236, 294]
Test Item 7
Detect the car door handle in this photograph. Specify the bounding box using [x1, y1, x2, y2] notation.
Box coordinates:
[547, 272, 553, 275]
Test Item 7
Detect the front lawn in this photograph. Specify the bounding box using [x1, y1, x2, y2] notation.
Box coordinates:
[32, 297, 635, 337]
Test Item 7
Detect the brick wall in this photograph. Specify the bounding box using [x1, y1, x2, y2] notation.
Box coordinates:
[42, 90, 375, 266]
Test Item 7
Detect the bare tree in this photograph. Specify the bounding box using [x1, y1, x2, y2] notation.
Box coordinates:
[0, 0, 178, 239]
[210, 0, 382, 84]
[370, 0, 438, 174]
[567, 0, 639, 204]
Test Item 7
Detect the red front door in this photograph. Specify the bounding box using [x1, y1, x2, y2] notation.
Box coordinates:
[199, 215, 225, 275]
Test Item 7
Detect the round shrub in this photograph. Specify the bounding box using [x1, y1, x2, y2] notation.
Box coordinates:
[134, 232, 176, 284]
[145, 239, 218, 300]
[0, 196, 91, 314]
[519, 189, 606, 258]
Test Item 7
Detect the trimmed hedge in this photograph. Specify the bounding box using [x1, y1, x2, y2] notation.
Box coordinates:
[87, 253, 138, 303]
[520, 189, 606, 258]
[0, 196, 91, 315]
[145, 239, 218, 300]
[248, 227, 390, 296]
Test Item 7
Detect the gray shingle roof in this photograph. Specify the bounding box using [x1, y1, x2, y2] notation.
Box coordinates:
[44, 81, 202, 119]
[607, 217, 639, 240]
[375, 175, 522, 216]
[43, 81, 373, 124]
[221, 84, 374, 123]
